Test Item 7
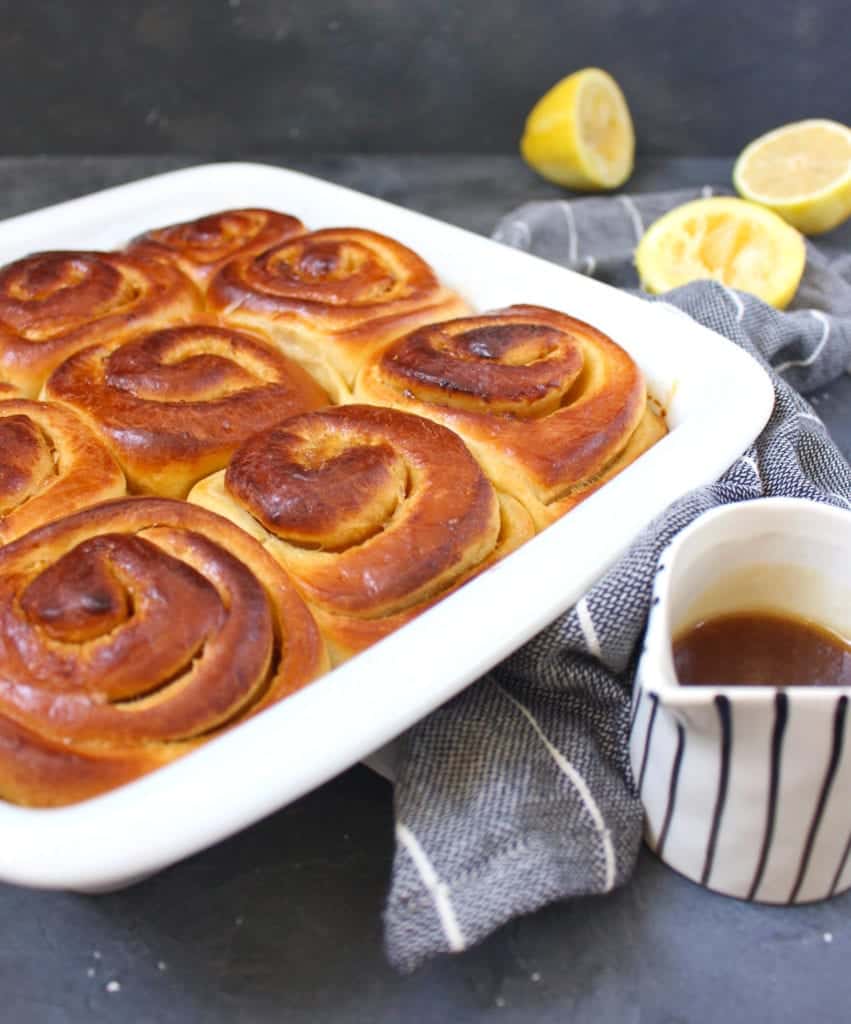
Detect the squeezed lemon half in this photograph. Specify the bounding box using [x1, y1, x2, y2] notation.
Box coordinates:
[520, 68, 635, 190]
[635, 196, 806, 309]
[733, 119, 851, 235]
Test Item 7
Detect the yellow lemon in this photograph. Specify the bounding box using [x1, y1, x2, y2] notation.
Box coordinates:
[520, 68, 634, 190]
[634, 197, 806, 309]
[733, 119, 851, 235]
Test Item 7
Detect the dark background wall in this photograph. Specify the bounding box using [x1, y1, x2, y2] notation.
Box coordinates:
[1, 0, 849, 156]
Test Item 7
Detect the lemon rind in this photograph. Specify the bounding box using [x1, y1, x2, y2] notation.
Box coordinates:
[520, 67, 634, 191]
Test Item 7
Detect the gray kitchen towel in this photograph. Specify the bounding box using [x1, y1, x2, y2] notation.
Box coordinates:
[384, 187, 851, 972]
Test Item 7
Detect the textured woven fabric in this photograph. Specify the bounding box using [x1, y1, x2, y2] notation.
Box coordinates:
[384, 187, 851, 972]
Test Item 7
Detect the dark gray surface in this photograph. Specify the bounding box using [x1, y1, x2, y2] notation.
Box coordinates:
[0, 153, 744, 236]
[2, 1, 851, 156]
[0, 156, 849, 1023]
[5, 766, 851, 1024]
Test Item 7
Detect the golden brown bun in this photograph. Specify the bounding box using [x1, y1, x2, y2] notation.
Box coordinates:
[0, 497, 328, 806]
[0, 250, 201, 397]
[44, 316, 330, 498]
[0, 398, 125, 543]
[188, 404, 534, 663]
[354, 305, 667, 528]
[127, 208, 306, 289]
[207, 228, 469, 399]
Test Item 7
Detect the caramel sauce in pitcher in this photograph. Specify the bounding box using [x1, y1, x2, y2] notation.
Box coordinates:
[673, 611, 851, 687]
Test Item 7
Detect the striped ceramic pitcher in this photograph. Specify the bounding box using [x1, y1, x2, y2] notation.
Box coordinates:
[630, 498, 851, 903]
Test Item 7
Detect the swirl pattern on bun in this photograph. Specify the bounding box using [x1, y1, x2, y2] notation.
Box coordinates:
[45, 317, 330, 498]
[0, 497, 327, 806]
[207, 228, 468, 399]
[189, 404, 533, 662]
[0, 398, 125, 543]
[128, 208, 306, 289]
[354, 305, 666, 527]
[0, 250, 200, 397]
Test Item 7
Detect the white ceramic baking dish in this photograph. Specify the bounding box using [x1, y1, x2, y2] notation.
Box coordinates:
[0, 163, 773, 892]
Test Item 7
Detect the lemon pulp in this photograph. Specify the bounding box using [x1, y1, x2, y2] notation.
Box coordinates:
[733, 120, 851, 234]
[635, 197, 806, 309]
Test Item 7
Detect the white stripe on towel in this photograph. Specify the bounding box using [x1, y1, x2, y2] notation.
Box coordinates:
[559, 200, 579, 265]
[500, 688, 617, 892]
[775, 311, 831, 372]
[576, 596, 602, 659]
[797, 410, 825, 428]
[618, 195, 644, 242]
[738, 454, 762, 488]
[396, 824, 466, 952]
[723, 285, 745, 323]
[507, 221, 532, 250]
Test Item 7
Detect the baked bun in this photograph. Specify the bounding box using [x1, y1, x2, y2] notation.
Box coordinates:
[127, 208, 306, 289]
[0, 497, 327, 806]
[45, 317, 330, 498]
[207, 228, 468, 399]
[0, 398, 125, 543]
[354, 305, 667, 528]
[0, 250, 200, 397]
[189, 404, 533, 663]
